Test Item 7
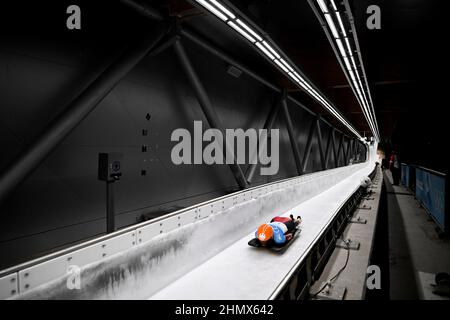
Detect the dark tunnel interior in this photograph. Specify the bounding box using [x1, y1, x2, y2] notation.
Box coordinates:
[0, 0, 448, 292]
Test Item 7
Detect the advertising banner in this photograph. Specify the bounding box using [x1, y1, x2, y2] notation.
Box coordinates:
[415, 168, 446, 232]
[401, 164, 409, 187]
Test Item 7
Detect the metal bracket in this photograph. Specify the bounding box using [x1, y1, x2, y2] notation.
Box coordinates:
[150, 34, 180, 56]
[350, 216, 367, 224]
[149, 18, 182, 58]
[336, 239, 360, 250]
[357, 204, 372, 210]
[313, 282, 346, 300]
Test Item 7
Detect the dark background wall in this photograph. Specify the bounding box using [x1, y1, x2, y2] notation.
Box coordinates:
[0, 0, 366, 269]
[351, 0, 449, 174]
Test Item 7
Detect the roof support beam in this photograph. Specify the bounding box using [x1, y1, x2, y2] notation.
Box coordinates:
[331, 129, 339, 168]
[324, 128, 334, 169]
[281, 92, 304, 176]
[174, 40, 248, 189]
[344, 137, 352, 165]
[302, 118, 318, 173]
[336, 133, 344, 167]
[246, 94, 282, 184]
[315, 117, 326, 170]
[119, 0, 352, 138]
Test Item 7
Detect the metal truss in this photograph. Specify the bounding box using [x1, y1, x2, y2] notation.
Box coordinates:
[0, 0, 368, 205]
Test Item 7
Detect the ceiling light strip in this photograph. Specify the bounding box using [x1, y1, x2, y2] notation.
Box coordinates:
[329, 0, 379, 139]
[227, 21, 256, 43]
[193, 0, 362, 139]
[317, 0, 379, 140]
[197, 0, 228, 21]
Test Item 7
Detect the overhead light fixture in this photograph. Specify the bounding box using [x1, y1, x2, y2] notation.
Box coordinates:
[209, 0, 236, 19]
[324, 14, 339, 38]
[279, 58, 294, 72]
[330, 0, 338, 11]
[350, 56, 357, 70]
[296, 80, 311, 92]
[288, 72, 299, 82]
[197, 0, 228, 21]
[256, 42, 275, 60]
[336, 12, 347, 37]
[235, 19, 263, 42]
[274, 59, 289, 73]
[344, 37, 352, 55]
[261, 41, 280, 59]
[314, 0, 380, 141]
[336, 38, 347, 57]
[317, 0, 328, 13]
[357, 78, 365, 91]
[349, 70, 356, 81]
[227, 21, 256, 43]
[192, 0, 363, 140]
[343, 56, 352, 71]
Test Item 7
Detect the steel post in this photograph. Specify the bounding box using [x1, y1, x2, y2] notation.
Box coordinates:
[280, 93, 303, 175]
[315, 118, 326, 170]
[324, 128, 333, 169]
[106, 181, 115, 233]
[246, 95, 281, 184]
[336, 133, 344, 167]
[302, 117, 318, 173]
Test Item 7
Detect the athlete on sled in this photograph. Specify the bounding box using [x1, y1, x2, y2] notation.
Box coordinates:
[248, 215, 302, 250]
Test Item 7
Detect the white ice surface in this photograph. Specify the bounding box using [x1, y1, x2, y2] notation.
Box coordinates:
[15, 163, 371, 300]
[13, 143, 376, 300]
[151, 163, 375, 300]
